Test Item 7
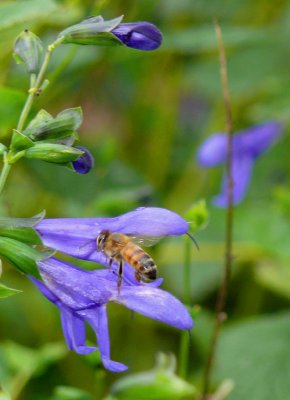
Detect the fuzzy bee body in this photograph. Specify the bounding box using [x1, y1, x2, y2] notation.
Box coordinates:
[97, 230, 157, 289]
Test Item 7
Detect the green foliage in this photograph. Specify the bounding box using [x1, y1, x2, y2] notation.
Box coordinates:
[0, 282, 21, 299]
[216, 312, 290, 400]
[109, 353, 196, 400]
[52, 386, 94, 400]
[0, 341, 67, 398]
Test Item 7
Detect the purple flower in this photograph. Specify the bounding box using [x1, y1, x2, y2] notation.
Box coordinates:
[30, 257, 193, 372]
[112, 22, 162, 50]
[197, 122, 283, 207]
[72, 146, 94, 174]
[35, 207, 189, 267]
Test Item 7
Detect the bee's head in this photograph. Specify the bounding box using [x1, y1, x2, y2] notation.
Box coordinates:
[96, 230, 110, 251]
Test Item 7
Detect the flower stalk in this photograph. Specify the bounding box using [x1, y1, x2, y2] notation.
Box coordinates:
[201, 19, 234, 399]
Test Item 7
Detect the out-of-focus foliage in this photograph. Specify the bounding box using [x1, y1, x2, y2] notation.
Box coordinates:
[0, 0, 290, 399]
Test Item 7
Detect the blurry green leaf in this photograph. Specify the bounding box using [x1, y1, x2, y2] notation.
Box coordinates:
[0, 282, 21, 298]
[0, 0, 58, 32]
[216, 312, 290, 400]
[255, 261, 290, 301]
[52, 386, 94, 400]
[0, 389, 10, 400]
[0, 341, 67, 394]
[185, 199, 209, 231]
[0, 87, 26, 137]
[110, 353, 196, 400]
[0, 237, 54, 277]
[0, 226, 42, 245]
[163, 25, 268, 53]
[0, 211, 45, 228]
[10, 129, 34, 151]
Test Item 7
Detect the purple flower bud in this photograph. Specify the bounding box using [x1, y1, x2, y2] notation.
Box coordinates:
[72, 146, 94, 174]
[112, 22, 162, 50]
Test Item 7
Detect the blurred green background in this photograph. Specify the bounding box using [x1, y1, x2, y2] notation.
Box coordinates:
[0, 0, 290, 399]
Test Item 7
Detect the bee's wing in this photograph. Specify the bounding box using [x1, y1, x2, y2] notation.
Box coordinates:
[127, 234, 163, 247]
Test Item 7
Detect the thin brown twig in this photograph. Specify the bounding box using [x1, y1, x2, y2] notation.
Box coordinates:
[200, 19, 234, 400]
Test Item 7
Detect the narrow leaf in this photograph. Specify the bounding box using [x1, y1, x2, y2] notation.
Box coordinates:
[0, 282, 21, 298]
[0, 211, 45, 228]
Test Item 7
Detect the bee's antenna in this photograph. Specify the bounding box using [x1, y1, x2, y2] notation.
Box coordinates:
[186, 232, 200, 251]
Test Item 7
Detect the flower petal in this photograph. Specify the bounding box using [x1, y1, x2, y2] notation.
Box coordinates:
[197, 133, 227, 167]
[213, 155, 254, 207]
[112, 22, 162, 50]
[234, 121, 283, 158]
[78, 305, 128, 372]
[72, 146, 94, 174]
[60, 306, 97, 354]
[38, 258, 112, 309]
[115, 286, 193, 330]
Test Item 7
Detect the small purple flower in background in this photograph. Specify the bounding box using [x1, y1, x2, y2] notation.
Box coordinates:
[30, 257, 193, 372]
[197, 121, 283, 207]
[112, 22, 162, 50]
[72, 146, 94, 174]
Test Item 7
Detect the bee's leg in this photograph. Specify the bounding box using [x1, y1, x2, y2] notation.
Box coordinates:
[135, 271, 141, 283]
[109, 257, 113, 271]
[117, 259, 123, 294]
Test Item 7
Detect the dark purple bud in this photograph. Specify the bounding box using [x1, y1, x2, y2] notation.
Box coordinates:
[72, 146, 94, 174]
[112, 22, 162, 50]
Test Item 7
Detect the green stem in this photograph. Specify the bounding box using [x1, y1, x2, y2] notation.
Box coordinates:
[0, 157, 11, 197]
[200, 19, 234, 399]
[0, 37, 64, 198]
[178, 237, 192, 378]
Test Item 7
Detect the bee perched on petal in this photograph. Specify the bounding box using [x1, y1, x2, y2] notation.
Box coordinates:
[97, 230, 157, 290]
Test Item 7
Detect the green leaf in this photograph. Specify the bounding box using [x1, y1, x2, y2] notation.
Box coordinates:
[0, 87, 26, 138]
[0, 0, 58, 32]
[0, 341, 67, 393]
[0, 282, 21, 298]
[110, 353, 196, 400]
[0, 237, 54, 277]
[0, 227, 42, 245]
[216, 312, 290, 400]
[0, 211, 45, 228]
[10, 129, 34, 151]
[52, 386, 94, 400]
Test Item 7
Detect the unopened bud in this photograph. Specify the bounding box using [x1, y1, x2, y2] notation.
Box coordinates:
[25, 143, 84, 164]
[14, 30, 43, 74]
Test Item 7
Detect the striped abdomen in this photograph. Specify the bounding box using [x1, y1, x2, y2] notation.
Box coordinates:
[121, 242, 157, 281]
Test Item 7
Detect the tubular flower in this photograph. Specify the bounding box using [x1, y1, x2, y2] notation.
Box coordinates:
[30, 257, 193, 372]
[197, 121, 283, 207]
[35, 207, 189, 267]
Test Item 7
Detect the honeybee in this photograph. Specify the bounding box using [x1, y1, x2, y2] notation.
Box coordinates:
[96, 230, 157, 290]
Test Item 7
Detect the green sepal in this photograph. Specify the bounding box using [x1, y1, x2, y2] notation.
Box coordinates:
[10, 129, 34, 151]
[0, 237, 54, 278]
[58, 15, 125, 46]
[13, 30, 43, 74]
[24, 143, 84, 164]
[0, 227, 42, 245]
[0, 282, 21, 298]
[23, 108, 82, 141]
[0, 211, 45, 228]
